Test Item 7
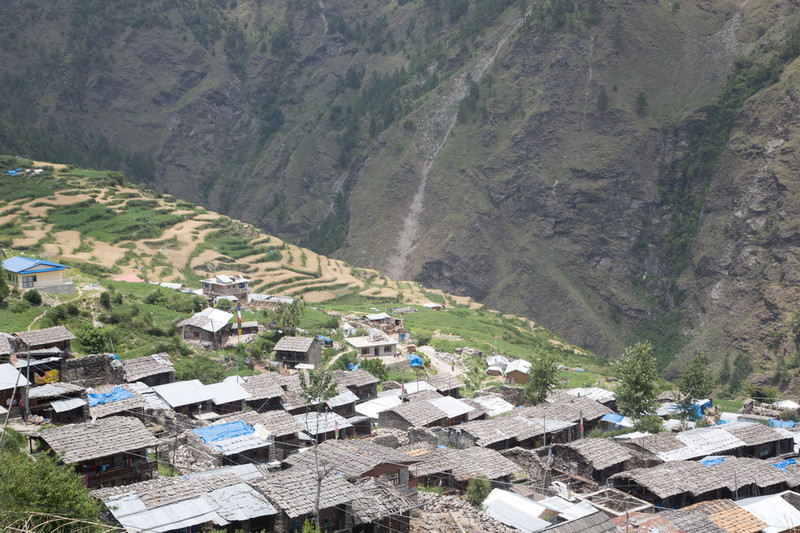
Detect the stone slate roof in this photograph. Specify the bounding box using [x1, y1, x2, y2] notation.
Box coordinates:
[215, 409, 301, 439]
[400, 442, 519, 480]
[350, 477, 415, 525]
[456, 413, 574, 447]
[423, 373, 465, 392]
[27, 382, 85, 400]
[545, 511, 616, 533]
[330, 369, 379, 389]
[406, 389, 444, 403]
[240, 373, 285, 401]
[516, 392, 612, 423]
[558, 438, 633, 471]
[389, 400, 448, 427]
[0, 335, 11, 356]
[122, 353, 173, 382]
[35, 416, 159, 463]
[609, 457, 794, 500]
[284, 439, 416, 479]
[293, 411, 352, 436]
[273, 336, 316, 353]
[253, 467, 354, 518]
[88, 384, 148, 419]
[722, 422, 788, 447]
[16, 326, 75, 347]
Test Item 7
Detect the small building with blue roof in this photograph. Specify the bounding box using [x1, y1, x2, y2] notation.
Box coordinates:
[2, 256, 73, 294]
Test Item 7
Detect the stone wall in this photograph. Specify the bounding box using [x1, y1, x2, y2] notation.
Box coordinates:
[62, 354, 124, 386]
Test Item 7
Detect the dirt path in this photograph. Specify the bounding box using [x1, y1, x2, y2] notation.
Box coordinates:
[27, 283, 89, 330]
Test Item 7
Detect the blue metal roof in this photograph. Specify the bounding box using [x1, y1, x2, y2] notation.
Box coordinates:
[2, 256, 70, 274]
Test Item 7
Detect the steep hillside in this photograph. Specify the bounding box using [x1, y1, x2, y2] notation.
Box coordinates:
[3, 0, 800, 370]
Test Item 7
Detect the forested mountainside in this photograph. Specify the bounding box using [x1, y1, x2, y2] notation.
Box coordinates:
[2, 0, 800, 377]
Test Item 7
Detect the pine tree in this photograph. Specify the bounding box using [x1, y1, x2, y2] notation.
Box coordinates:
[524, 352, 558, 405]
[616, 341, 658, 418]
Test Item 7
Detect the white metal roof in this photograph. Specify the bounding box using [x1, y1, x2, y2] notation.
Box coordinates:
[427, 396, 474, 418]
[152, 380, 215, 408]
[738, 491, 800, 533]
[207, 483, 278, 521]
[471, 395, 516, 417]
[564, 387, 615, 404]
[505, 359, 532, 375]
[197, 308, 235, 324]
[204, 382, 251, 405]
[355, 395, 402, 419]
[0, 363, 29, 390]
[345, 336, 397, 349]
[50, 397, 87, 413]
[364, 312, 391, 321]
[293, 411, 352, 436]
[106, 493, 227, 532]
[483, 489, 550, 533]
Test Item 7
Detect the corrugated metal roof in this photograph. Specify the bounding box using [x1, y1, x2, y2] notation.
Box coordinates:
[738, 491, 800, 533]
[483, 489, 551, 533]
[205, 381, 251, 405]
[106, 493, 227, 532]
[355, 395, 402, 419]
[152, 380, 214, 408]
[0, 363, 29, 390]
[564, 387, 615, 404]
[470, 395, 515, 416]
[50, 397, 87, 413]
[427, 396, 474, 418]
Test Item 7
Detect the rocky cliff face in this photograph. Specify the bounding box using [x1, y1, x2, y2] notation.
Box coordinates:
[2, 0, 800, 367]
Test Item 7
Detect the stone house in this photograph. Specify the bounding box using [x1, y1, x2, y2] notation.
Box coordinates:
[15, 326, 76, 357]
[177, 308, 233, 349]
[27, 382, 88, 424]
[331, 369, 379, 402]
[273, 336, 322, 369]
[503, 359, 531, 385]
[122, 353, 175, 386]
[202, 273, 251, 302]
[33, 416, 159, 489]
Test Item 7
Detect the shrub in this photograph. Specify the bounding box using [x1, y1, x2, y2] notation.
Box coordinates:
[465, 476, 491, 508]
[23, 289, 42, 306]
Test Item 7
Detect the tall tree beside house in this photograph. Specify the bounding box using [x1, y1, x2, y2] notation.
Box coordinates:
[298, 368, 339, 532]
[524, 352, 558, 405]
[616, 341, 658, 418]
[265, 297, 305, 336]
[465, 476, 491, 508]
[677, 353, 714, 420]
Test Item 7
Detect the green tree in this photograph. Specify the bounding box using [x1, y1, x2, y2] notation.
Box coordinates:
[99, 291, 111, 309]
[635, 91, 648, 116]
[616, 341, 658, 417]
[524, 353, 558, 405]
[0, 448, 99, 531]
[75, 324, 109, 354]
[728, 351, 753, 395]
[0, 267, 9, 304]
[465, 476, 491, 508]
[298, 369, 339, 532]
[676, 354, 713, 420]
[718, 353, 731, 383]
[596, 86, 609, 112]
[360, 358, 388, 381]
[265, 298, 305, 335]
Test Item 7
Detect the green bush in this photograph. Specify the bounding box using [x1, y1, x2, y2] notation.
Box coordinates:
[22, 289, 42, 306]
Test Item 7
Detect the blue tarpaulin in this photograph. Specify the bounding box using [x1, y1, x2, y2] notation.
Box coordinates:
[192, 421, 254, 444]
[773, 458, 797, 472]
[408, 354, 423, 367]
[601, 413, 625, 424]
[88, 387, 134, 407]
[767, 419, 796, 428]
[700, 457, 725, 466]
[346, 363, 361, 371]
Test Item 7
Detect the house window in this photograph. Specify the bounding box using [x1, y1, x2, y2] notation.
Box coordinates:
[288, 517, 303, 533]
[384, 471, 400, 485]
[239, 282, 245, 288]
[760, 444, 770, 457]
[361, 348, 370, 355]
[383, 345, 393, 353]
[22, 275, 36, 289]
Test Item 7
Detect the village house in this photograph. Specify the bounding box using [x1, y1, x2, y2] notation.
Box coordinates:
[15, 325, 76, 358]
[423, 374, 465, 398]
[350, 477, 415, 533]
[205, 379, 251, 415]
[240, 372, 285, 411]
[345, 334, 398, 358]
[92, 464, 278, 533]
[738, 490, 800, 532]
[541, 438, 633, 484]
[202, 273, 251, 302]
[378, 399, 448, 430]
[2, 256, 74, 294]
[121, 352, 175, 386]
[203, 409, 302, 462]
[331, 369, 379, 402]
[177, 308, 233, 349]
[504, 359, 532, 385]
[363, 312, 402, 328]
[152, 379, 215, 417]
[325, 387, 360, 417]
[452, 413, 575, 450]
[515, 392, 614, 435]
[251, 466, 356, 533]
[88, 384, 150, 421]
[0, 362, 28, 415]
[284, 439, 420, 501]
[399, 442, 520, 492]
[33, 416, 159, 489]
[0, 335, 12, 363]
[423, 302, 445, 311]
[273, 336, 322, 369]
[609, 456, 800, 509]
[27, 381, 88, 424]
[294, 410, 354, 442]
